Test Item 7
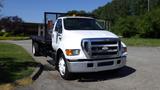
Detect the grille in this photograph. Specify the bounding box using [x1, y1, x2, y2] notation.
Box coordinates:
[82, 38, 121, 59]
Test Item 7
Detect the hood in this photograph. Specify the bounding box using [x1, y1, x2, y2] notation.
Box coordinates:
[61, 30, 119, 49]
[63, 30, 119, 39]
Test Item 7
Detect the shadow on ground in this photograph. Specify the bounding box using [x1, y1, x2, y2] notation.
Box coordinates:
[32, 59, 56, 80]
[76, 66, 136, 82]
[0, 57, 40, 84]
[32, 58, 136, 82]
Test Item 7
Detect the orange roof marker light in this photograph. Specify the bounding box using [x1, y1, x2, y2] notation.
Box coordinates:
[72, 14, 76, 17]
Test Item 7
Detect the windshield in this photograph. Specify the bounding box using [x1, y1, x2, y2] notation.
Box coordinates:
[64, 18, 104, 30]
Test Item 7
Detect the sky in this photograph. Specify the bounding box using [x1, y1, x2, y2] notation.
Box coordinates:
[1, 0, 111, 23]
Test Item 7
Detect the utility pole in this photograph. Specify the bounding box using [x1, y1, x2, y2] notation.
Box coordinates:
[148, 0, 150, 12]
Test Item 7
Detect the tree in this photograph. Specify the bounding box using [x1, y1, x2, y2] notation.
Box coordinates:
[0, 16, 23, 35]
[137, 8, 160, 38]
[92, 0, 160, 38]
[92, 0, 160, 21]
[111, 16, 139, 38]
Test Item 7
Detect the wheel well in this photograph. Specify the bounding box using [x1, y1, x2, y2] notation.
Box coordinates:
[56, 49, 63, 66]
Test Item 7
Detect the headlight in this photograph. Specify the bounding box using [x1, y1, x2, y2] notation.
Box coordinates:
[122, 47, 127, 53]
[121, 41, 127, 53]
[65, 49, 80, 56]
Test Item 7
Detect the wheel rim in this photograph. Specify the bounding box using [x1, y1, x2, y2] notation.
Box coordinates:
[58, 57, 66, 76]
[32, 45, 35, 54]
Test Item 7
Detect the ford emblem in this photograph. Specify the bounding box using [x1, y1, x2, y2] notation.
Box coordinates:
[102, 46, 109, 50]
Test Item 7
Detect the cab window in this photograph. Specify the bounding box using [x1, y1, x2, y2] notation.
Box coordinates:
[55, 19, 62, 33]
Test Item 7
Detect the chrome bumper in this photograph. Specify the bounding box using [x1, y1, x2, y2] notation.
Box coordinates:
[66, 56, 127, 73]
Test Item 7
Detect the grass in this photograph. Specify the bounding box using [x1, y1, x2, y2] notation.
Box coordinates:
[0, 77, 33, 90]
[0, 36, 30, 40]
[122, 38, 160, 47]
[0, 43, 38, 85]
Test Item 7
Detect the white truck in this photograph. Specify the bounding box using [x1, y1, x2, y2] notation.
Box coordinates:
[31, 12, 127, 80]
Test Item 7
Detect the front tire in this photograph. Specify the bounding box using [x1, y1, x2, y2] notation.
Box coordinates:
[58, 54, 72, 80]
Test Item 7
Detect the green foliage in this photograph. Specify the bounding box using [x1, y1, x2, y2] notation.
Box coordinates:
[122, 38, 160, 46]
[93, 0, 160, 38]
[0, 32, 13, 37]
[0, 36, 30, 40]
[0, 16, 23, 36]
[2, 32, 10, 37]
[0, 31, 4, 36]
[93, 0, 160, 20]
[112, 16, 139, 38]
[112, 8, 160, 38]
[137, 8, 160, 38]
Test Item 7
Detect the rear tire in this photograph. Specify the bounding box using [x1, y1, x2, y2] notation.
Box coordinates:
[58, 54, 72, 80]
[32, 42, 40, 56]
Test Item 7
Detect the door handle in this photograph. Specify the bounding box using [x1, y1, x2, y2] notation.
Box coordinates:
[59, 37, 62, 40]
[57, 33, 61, 36]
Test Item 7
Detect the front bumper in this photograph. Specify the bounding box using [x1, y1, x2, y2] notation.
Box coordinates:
[66, 56, 127, 73]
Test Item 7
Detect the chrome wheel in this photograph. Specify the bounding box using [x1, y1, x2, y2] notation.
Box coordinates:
[58, 57, 66, 76]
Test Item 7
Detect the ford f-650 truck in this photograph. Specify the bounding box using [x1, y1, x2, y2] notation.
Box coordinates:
[32, 12, 127, 80]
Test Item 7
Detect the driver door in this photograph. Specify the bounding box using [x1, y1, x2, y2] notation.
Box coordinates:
[52, 19, 62, 50]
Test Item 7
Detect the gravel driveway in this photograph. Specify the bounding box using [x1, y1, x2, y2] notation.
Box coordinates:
[1, 40, 160, 90]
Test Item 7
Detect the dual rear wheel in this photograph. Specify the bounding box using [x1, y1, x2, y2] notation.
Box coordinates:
[32, 42, 40, 56]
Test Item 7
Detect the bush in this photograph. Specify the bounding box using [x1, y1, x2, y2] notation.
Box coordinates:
[0, 32, 10, 37]
[112, 8, 160, 38]
[137, 8, 160, 38]
[0, 32, 5, 36]
[111, 16, 139, 38]
[2, 32, 10, 37]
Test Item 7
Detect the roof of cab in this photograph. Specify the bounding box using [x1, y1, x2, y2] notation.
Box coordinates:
[58, 16, 94, 19]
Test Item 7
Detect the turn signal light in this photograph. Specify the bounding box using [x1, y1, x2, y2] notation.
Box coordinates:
[65, 49, 80, 56]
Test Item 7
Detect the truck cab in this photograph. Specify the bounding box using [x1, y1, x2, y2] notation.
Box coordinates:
[32, 12, 127, 80]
